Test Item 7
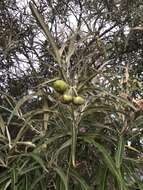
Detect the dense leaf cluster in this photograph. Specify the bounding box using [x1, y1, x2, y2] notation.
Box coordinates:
[0, 0, 143, 189]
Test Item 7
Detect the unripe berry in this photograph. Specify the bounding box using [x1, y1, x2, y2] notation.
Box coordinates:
[53, 80, 68, 93]
[73, 96, 85, 105]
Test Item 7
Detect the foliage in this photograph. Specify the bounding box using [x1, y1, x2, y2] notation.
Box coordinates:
[0, 0, 143, 189]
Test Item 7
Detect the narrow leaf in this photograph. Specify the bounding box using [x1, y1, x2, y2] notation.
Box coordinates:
[30, 153, 48, 173]
[115, 135, 125, 169]
[29, 2, 60, 62]
[54, 167, 68, 190]
[71, 125, 77, 167]
[70, 169, 91, 190]
[98, 167, 108, 190]
[0, 115, 6, 135]
[83, 138, 128, 190]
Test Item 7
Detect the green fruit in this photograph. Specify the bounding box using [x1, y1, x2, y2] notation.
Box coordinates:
[62, 94, 73, 104]
[53, 80, 68, 93]
[41, 144, 47, 150]
[73, 96, 85, 105]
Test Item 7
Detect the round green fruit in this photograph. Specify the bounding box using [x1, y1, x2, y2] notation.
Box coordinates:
[62, 94, 73, 104]
[53, 80, 68, 93]
[41, 143, 47, 150]
[73, 96, 85, 105]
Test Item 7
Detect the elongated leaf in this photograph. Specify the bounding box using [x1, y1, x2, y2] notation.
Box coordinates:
[115, 135, 125, 169]
[3, 179, 11, 190]
[19, 166, 40, 176]
[0, 115, 6, 135]
[71, 124, 77, 167]
[70, 169, 91, 190]
[83, 137, 128, 190]
[55, 174, 66, 190]
[43, 98, 49, 131]
[125, 145, 140, 153]
[84, 138, 119, 178]
[7, 92, 40, 126]
[29, 2, 60, 63]
[98, 167, 108, 190]
[54, 139, 71, 161]
[30, 153, 48, 173]
[0, 172, 10, 185]
[132, 115, 143, 128]
[45, 134, 68, 145]
[65, 36, 76, 64]
[29, 174, 45, 190]
[11, 168, 17, 190]
[54, 167, 68, 190]
[6, 125, 12, 149]
[29, 2, 67, 81]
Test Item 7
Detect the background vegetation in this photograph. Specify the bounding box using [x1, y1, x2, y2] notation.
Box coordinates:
[0, 0, 143, 189]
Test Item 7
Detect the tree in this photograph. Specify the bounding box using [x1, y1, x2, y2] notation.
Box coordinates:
[0, 0, 142, 189]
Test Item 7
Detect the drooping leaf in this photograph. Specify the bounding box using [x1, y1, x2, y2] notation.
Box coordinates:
[54, 167, 68, 190]
[70, 169, 91, 190]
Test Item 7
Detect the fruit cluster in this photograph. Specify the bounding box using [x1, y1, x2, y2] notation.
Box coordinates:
[53, 80, 85, 105]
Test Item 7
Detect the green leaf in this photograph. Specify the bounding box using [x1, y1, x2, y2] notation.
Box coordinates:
[11, 168, 17, 190]
[84, 138, 119, 177]
[0, 115, 6, 135]
[132, 115, 143, 128]
[115, 135, 125, 169]
[98, 167, 108, 190]
[29, 2, 60, 63]
[71, 124, 77, 167]
[83, 137, 128, 190]
[7, 92, 40, 126]
[19, 166, 40, 175]
[30, 153, 48, 173]
[70, 169, 91, 190]
[29, 173, 45, 190]
[3, 179, 11, 190]
[54, 139, 71, 160]
[54, 167, 68, 190]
